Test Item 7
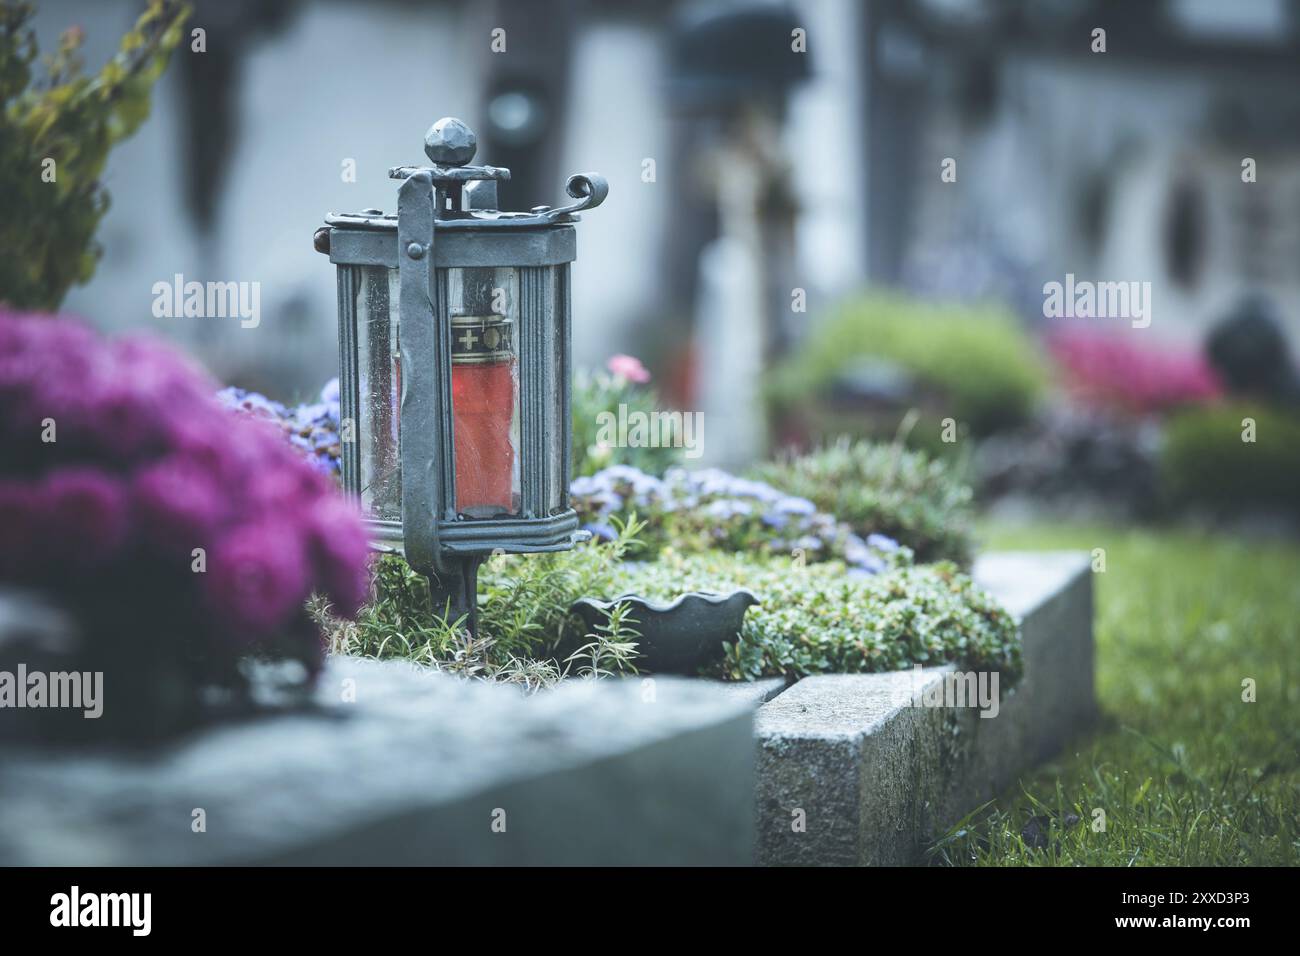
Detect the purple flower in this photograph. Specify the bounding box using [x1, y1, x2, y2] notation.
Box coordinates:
[309, 451, 337, 476]
[565, 461, 900, 573]
[858, 553, 887, 574]
[773, 495, 817, 516]
[570, 477, 623, 515]
[867, 533, 901, 553]
[705, 498, 754, 521]
[133, 456, 225, 556]
[97, 382, 169, 461]
[583, 521, 618, 542]
[727, 478, 783, 503]
[602, 464, 653, 485]
[0, 482, 41, 576]
[41, 469, 129, 566]
[220, 384, 344, 479]
[792, 535, 824, 553]
[844, 534, 888, 574]
[216, 387, 287, 419]
[0, 311, 372, 680]
[205, 520, 310, 636]
[304, 497, 371, 617]
[291, 402, 331, 428]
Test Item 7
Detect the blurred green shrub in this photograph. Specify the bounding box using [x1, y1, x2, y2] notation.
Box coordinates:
[770, 292, 1046, 437]
[751, 438, 974, 565]
[571, 366, 683, 478]
[1161, 403, 1300, 514]
[0, 0, 188, 310]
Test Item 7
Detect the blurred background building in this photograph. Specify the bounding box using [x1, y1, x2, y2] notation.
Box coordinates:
[33, 0, 1300, 469]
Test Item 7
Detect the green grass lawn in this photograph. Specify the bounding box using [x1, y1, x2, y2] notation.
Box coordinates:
[929, 522, 1300, 866]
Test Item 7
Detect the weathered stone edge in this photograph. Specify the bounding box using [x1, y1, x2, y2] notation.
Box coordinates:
[753, 551, 1095, 865]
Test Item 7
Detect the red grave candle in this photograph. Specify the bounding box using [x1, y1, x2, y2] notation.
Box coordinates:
[451, 314, 516, 515]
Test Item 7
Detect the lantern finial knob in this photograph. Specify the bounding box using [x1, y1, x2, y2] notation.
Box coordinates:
[424, 117, 477, 166]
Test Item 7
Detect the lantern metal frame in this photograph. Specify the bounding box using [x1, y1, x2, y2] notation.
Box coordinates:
[316, 118, 607, 632]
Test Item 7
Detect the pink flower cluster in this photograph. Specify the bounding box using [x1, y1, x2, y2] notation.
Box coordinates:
[1047, 324, 1222, 417]
[0, 310, 370, 671]
[606, 353, 651, 384]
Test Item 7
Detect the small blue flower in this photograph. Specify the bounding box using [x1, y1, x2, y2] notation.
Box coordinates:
[857, 553, 886, 574]
[705, 499, 753, 520]
[310, 428, 337, 451]
[726, 477, 783, 503]
[298, 401, 331, 420]
[309, 451, 337, 475]
[867, 533, 900, 553]
[214, 386, 246, 408]
[793, 535, 824, 552]
[773, 495, 816, 516]
[217, 386, 288, 418]
[602, 464, 650, 484]
[583, 521, 618, 542]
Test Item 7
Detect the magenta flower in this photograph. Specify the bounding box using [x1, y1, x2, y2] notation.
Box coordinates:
[98, 382, 172, 461]
[244, 441, 335, 514]
[0, 482, 41, 577]
[606, 353, 651, 384]
[0, 309, 372, 697]
[165, 412, 240, 478]
[205, 520, 311, 636]
[304, 497, 372, 617]
[133, 455, 226, 556]
[1047, 324, 1222, 415]
[40, 468, 129, 566]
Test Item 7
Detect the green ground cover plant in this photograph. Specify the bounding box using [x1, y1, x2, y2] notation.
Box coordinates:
[606, 549, 1017, 682]
[314, 517, 646, 690]
[751, 438, 975, 565]
[318, 522, 1018, 688]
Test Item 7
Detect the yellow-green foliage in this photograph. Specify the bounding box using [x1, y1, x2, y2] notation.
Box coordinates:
[771, 292, 1046, 435]
[0, 0, 188, 310]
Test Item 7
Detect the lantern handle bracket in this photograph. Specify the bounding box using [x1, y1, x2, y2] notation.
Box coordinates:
[535, 172, 609, 223]
[395, 169, 454, 579]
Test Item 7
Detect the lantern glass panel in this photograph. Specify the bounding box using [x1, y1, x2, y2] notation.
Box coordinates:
[356, 265, 402, 520]
[448, 266, 521, 518]
[539, 266, 566, 516]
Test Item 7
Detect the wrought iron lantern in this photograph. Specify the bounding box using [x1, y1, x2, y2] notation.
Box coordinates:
[314, 117, 607, 633]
